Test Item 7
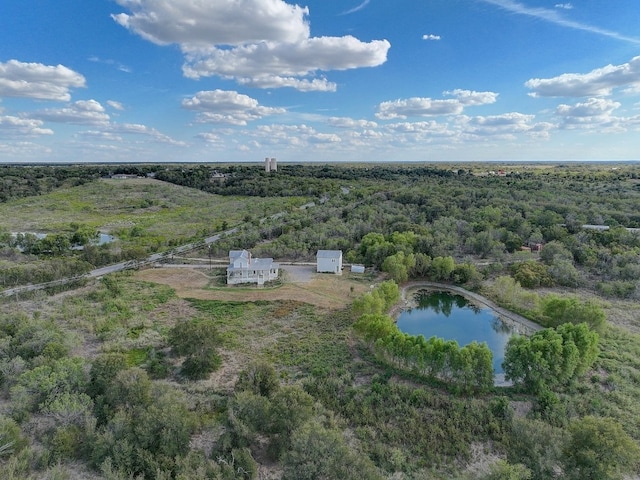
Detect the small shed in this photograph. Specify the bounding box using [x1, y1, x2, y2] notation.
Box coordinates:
[351, 264, 365, 274]
[316, 250, 343, 274]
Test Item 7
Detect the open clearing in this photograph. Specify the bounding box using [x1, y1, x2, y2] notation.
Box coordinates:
[135, 265, 372, 310]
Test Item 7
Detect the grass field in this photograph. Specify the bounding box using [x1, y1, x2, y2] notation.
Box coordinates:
[0, 177, 291, 238]
[135, 266, 373, 310]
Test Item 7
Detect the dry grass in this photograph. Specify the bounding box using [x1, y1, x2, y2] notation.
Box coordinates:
[134, 267, 371, 310]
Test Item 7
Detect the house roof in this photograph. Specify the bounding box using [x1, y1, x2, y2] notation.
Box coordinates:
[252, 258, 278, 269]
[228, 249, 278, 270]
[316, 250, 342, 259]
[229, 249, 250, 260]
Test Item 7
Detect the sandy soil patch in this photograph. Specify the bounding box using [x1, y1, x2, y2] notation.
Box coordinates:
[135, 267, 371, 310]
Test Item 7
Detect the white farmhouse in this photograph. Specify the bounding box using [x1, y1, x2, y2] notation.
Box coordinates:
[227, 250, 279, 285]
[316, 250, 343, 274]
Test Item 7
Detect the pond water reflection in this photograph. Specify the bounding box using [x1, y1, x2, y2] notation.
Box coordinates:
[396, 290, 516, 373]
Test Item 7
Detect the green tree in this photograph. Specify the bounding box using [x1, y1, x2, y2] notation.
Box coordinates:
[540, 295, 606, 331]
[454, 341, 494, 393]
[431, 256, 455, 281]
[563, 416, 640, 480]
[556, 322, 599, 376]
[507, 418, 565, 479]
[410, 252, 431, 277]
[503, 329, 568, 392]
[353, 314, 397, 344]
[169, 319, 222, 380]
[540, 240, 573, 265]
[268, 385, 315, 458]
[481, 460, 532, 480]
[281, 421, 383, 480]
[11, 357, 88, 418]
[453, 262, 483, 289]
[503, 323, 598, 393]
[235, 361, 280, 398]
[382, 251, 416, 283]
[511, 260, 554, 289]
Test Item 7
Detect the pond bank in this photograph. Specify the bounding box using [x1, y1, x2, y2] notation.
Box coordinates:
[397, 281, 542, 336]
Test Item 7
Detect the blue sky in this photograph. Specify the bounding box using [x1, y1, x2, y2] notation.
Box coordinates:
[1, 0, 639, 164]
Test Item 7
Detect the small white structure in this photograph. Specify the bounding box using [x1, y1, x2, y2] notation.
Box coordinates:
[227, 250, 279, 285]
[316, 250, 343, 274]
[351, 264, 365, 274]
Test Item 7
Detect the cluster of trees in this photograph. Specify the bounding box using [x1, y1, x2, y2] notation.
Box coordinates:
[212, 164, 640, 296]
[360, 230, 483, 287]
[373, 331, 494, 393]
[214, 361, 382, 479]
[352, 281, 494, 393]
[0, 287, 227, 478]
[0, 165, 102, 203]
[490, 276, 607, 331]
[503, 322, 600, 393]
[0, 223, 99, 255]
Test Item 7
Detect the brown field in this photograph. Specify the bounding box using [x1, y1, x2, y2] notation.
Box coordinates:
[134, 266, 373, 310]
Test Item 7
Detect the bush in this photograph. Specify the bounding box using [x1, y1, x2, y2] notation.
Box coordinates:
[169, 319, 222, 380]
[511, 260, 553, 289]
[235, 361, 280, 397]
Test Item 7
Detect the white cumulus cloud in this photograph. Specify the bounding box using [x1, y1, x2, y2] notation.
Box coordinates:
[182, 36, 390, 81]
[376, 90, 497, 119]
[182, 89, 285, 125]
[526, 55, 640, 97]
[0, 115, 54, 136]
[110, 122, 186, 145]
[445, 89, 499, 105]
[112, 0, 390, 92]
[113, 0, 310, 46]
[422, 34, 441, 41]
[107, 100, 125, 111]
[32, 99, 110, 125]
[327, 117, 378, 129]
[555, 97, 621, 128]
[0, 60, 85, 101]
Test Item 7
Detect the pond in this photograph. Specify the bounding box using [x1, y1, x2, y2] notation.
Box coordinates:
[396, 290, 517, 373]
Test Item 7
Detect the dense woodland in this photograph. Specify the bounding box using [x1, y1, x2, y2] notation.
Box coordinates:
[1, 162, 640, 479]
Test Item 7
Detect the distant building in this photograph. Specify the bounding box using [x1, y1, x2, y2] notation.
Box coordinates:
[265, 157, 277, 172]
[316, 250, 343, 274]
[110, 174, 139, 180]
[351, 264, 365, 274]
[227, 250, 279, 285]
[531, 243, 543, 252]
[210, 171, 226, 182]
